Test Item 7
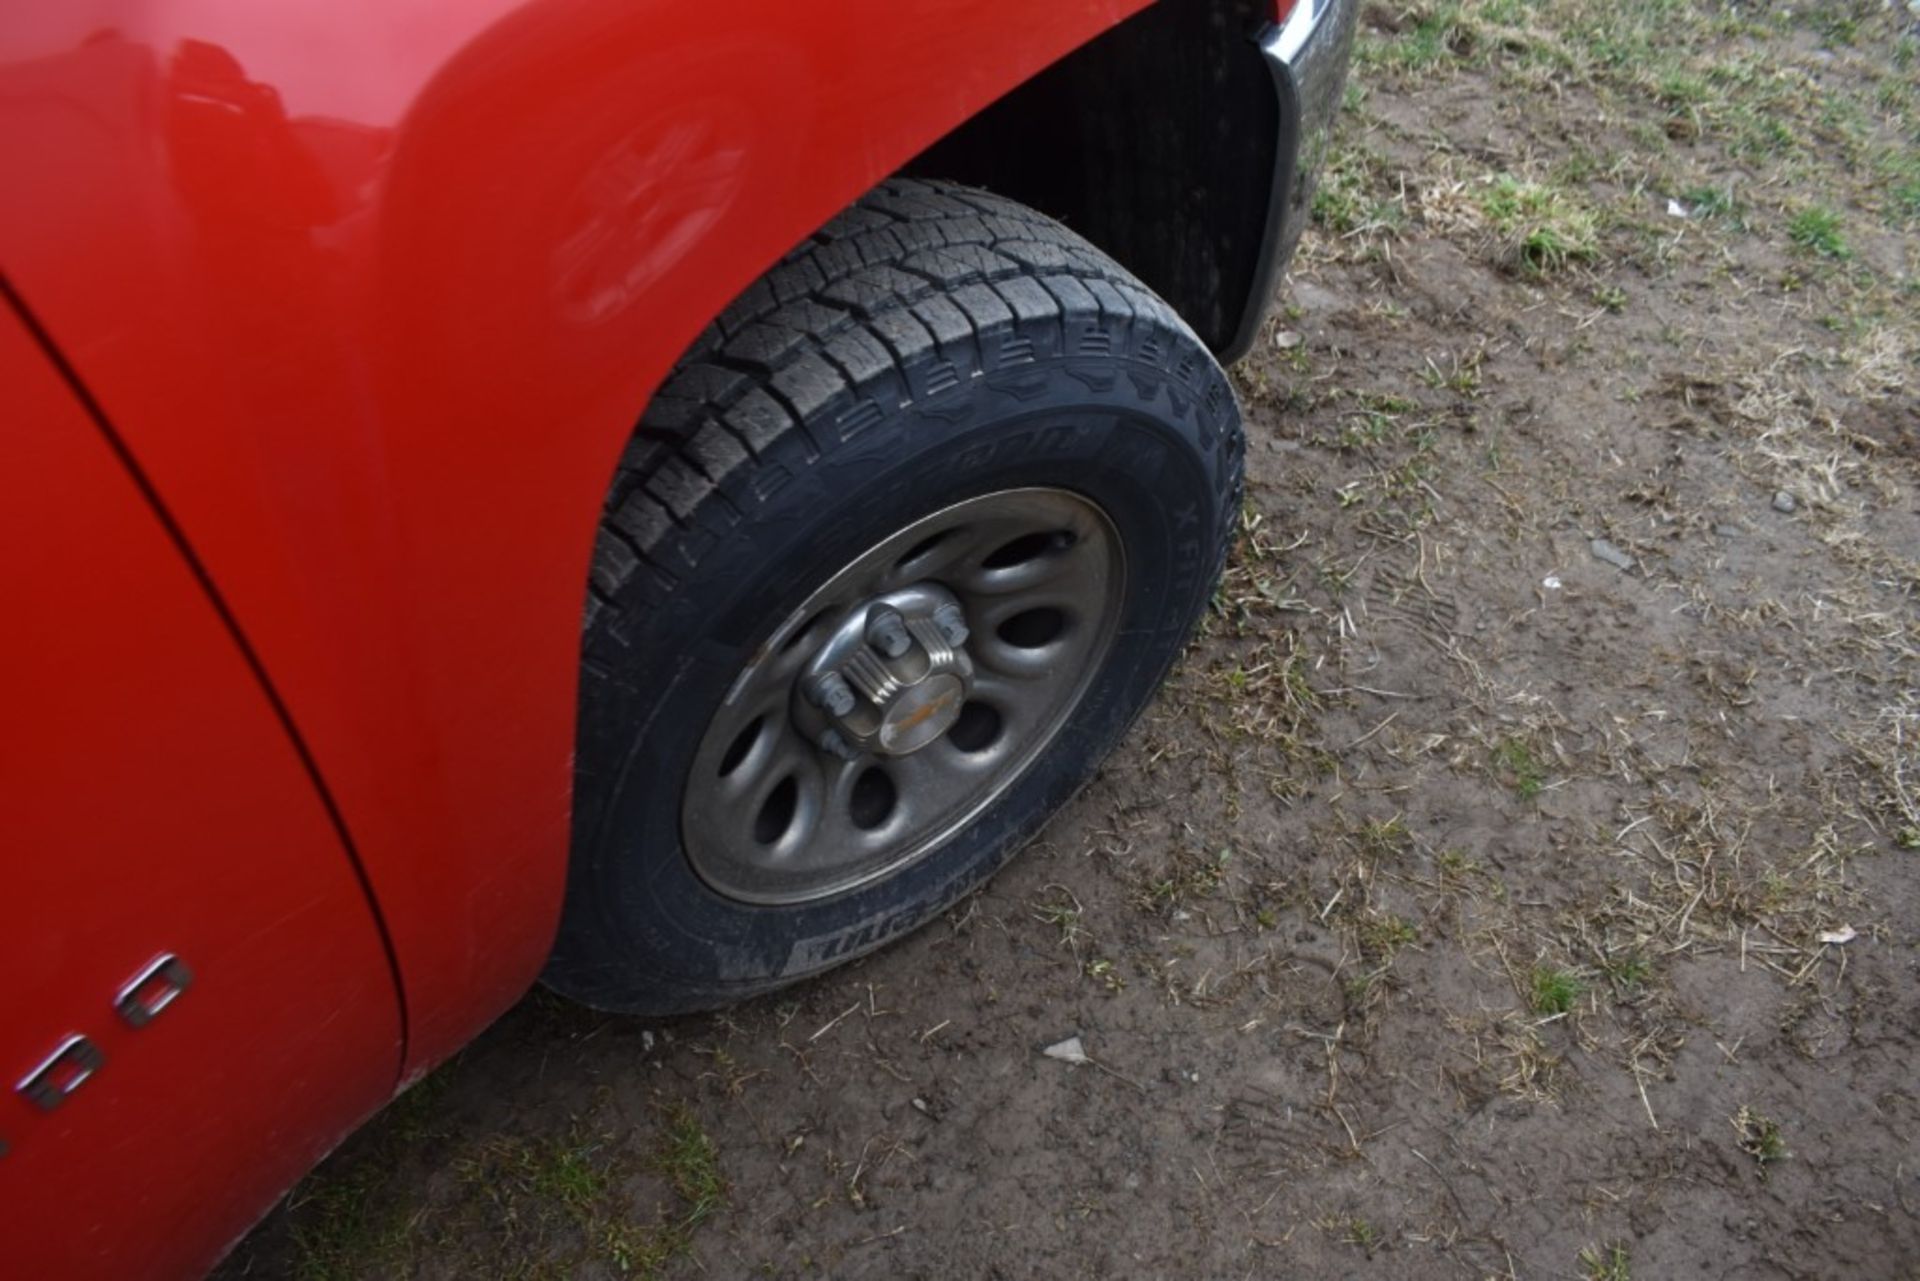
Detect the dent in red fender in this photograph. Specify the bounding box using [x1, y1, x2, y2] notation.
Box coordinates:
[0, 0, 1155, 1081]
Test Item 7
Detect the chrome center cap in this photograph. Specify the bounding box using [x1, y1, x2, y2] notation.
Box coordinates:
[797, 583, 974, 760]
[878, 672, 965, 754]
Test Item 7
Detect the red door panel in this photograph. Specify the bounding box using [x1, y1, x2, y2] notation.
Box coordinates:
[0, 306, 402, 1278]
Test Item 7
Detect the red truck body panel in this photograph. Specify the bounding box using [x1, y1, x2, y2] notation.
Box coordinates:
[0, 307, 402, 1278]
[0, 0, 1151, 1271]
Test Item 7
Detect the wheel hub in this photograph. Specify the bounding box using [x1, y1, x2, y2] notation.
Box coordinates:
[797, 584, 975, 760]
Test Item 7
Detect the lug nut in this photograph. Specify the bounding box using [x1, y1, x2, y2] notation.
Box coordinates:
[805, 671, 856, 717]
[932, 602, 970, 647]
[817, 728, 858, 761]
[865, 606, 911, 659]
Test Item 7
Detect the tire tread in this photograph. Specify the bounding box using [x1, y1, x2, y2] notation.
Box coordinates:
[595, 179, 1239, 593]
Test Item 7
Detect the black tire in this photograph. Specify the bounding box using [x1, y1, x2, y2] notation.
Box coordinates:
[545, 178, 1244, 1014]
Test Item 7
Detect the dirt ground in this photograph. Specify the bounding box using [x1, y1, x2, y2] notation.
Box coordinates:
[221, 1, 1920, 1277]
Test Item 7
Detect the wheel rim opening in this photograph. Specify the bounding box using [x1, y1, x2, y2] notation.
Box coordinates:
[780, 609, 832, 654]
[848, 767, 897, 830]
[982, 528, 1074, 568]
[718, 716, 763, 777]
[753, 776, 799, 844]
[997, 606, 1067, 649]
[946, 701, 1002, 753]
[896, 528, 961, 571]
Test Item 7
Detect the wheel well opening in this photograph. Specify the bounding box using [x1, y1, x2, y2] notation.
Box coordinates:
[906, 0, 1282, 356]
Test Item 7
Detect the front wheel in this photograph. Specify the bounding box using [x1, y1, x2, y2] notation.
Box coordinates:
[546, 179, 1244, 1015]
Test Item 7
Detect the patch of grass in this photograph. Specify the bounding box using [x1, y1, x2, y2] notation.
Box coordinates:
[1422, 347, 1485, 395]
[1805, 3, 1859, 45]
[656, 1104, 726, 1228]
[602, 1226, 680, 1277]
[1493, 738, 1546, 799]
[1680, 184, 1740, 223]
[1311, 145, 1407, 250]
[1599, 952, 1652, 994]
[1879, 149, 1920, 224]
[1031, 891, 1086, 952]
[1085, 956, 1126, 992]
[1787, 205, 1849, 259]
[455, 1129, 617, 1251]
[290, 1162, 411, 1281]
[1733, 1106, 1788, 1172]
[438, 1106, 726, 1279]
[1337, 410, 1396, 450]
[1343, 970, 1387, 1011]
[1357, 911, 1420, 962]
[1816, 94, 1871, 152]
[1357, 815, 1413, 859]
[1894, 177, 1920, 225]
[1313, 161, 1366, 233]
[532, 1135, 615, 1211]
[1656, 70, 1710, 108]
[1581, 1242, 1633, 1281]
[288, 1067, 457, 1281]
[1530, 965, 1583, 1016]
[1032, 888, 1125, 990]
[602, 1106, 728, 1274]
[1358, 390, 1420, 414]
[1728, 105, 1799, 161]
[1134, 846, 1232, 913]
[1476, 174, 1599, 273]
[1367, 3, 1469, 73]
[1874, 74, 1913, 117]
[694, 1044, 764, 1098]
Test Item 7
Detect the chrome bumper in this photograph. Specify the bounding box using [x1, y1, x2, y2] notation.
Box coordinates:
[1218, 0, 1360, 362]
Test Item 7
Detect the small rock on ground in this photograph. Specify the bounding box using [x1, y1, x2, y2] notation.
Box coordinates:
[1590, 538, 1635, 571]
[1042, 1036, 1088, 1064]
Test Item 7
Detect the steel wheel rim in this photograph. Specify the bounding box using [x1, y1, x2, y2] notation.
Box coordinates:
[680, 487, 1126, 905]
